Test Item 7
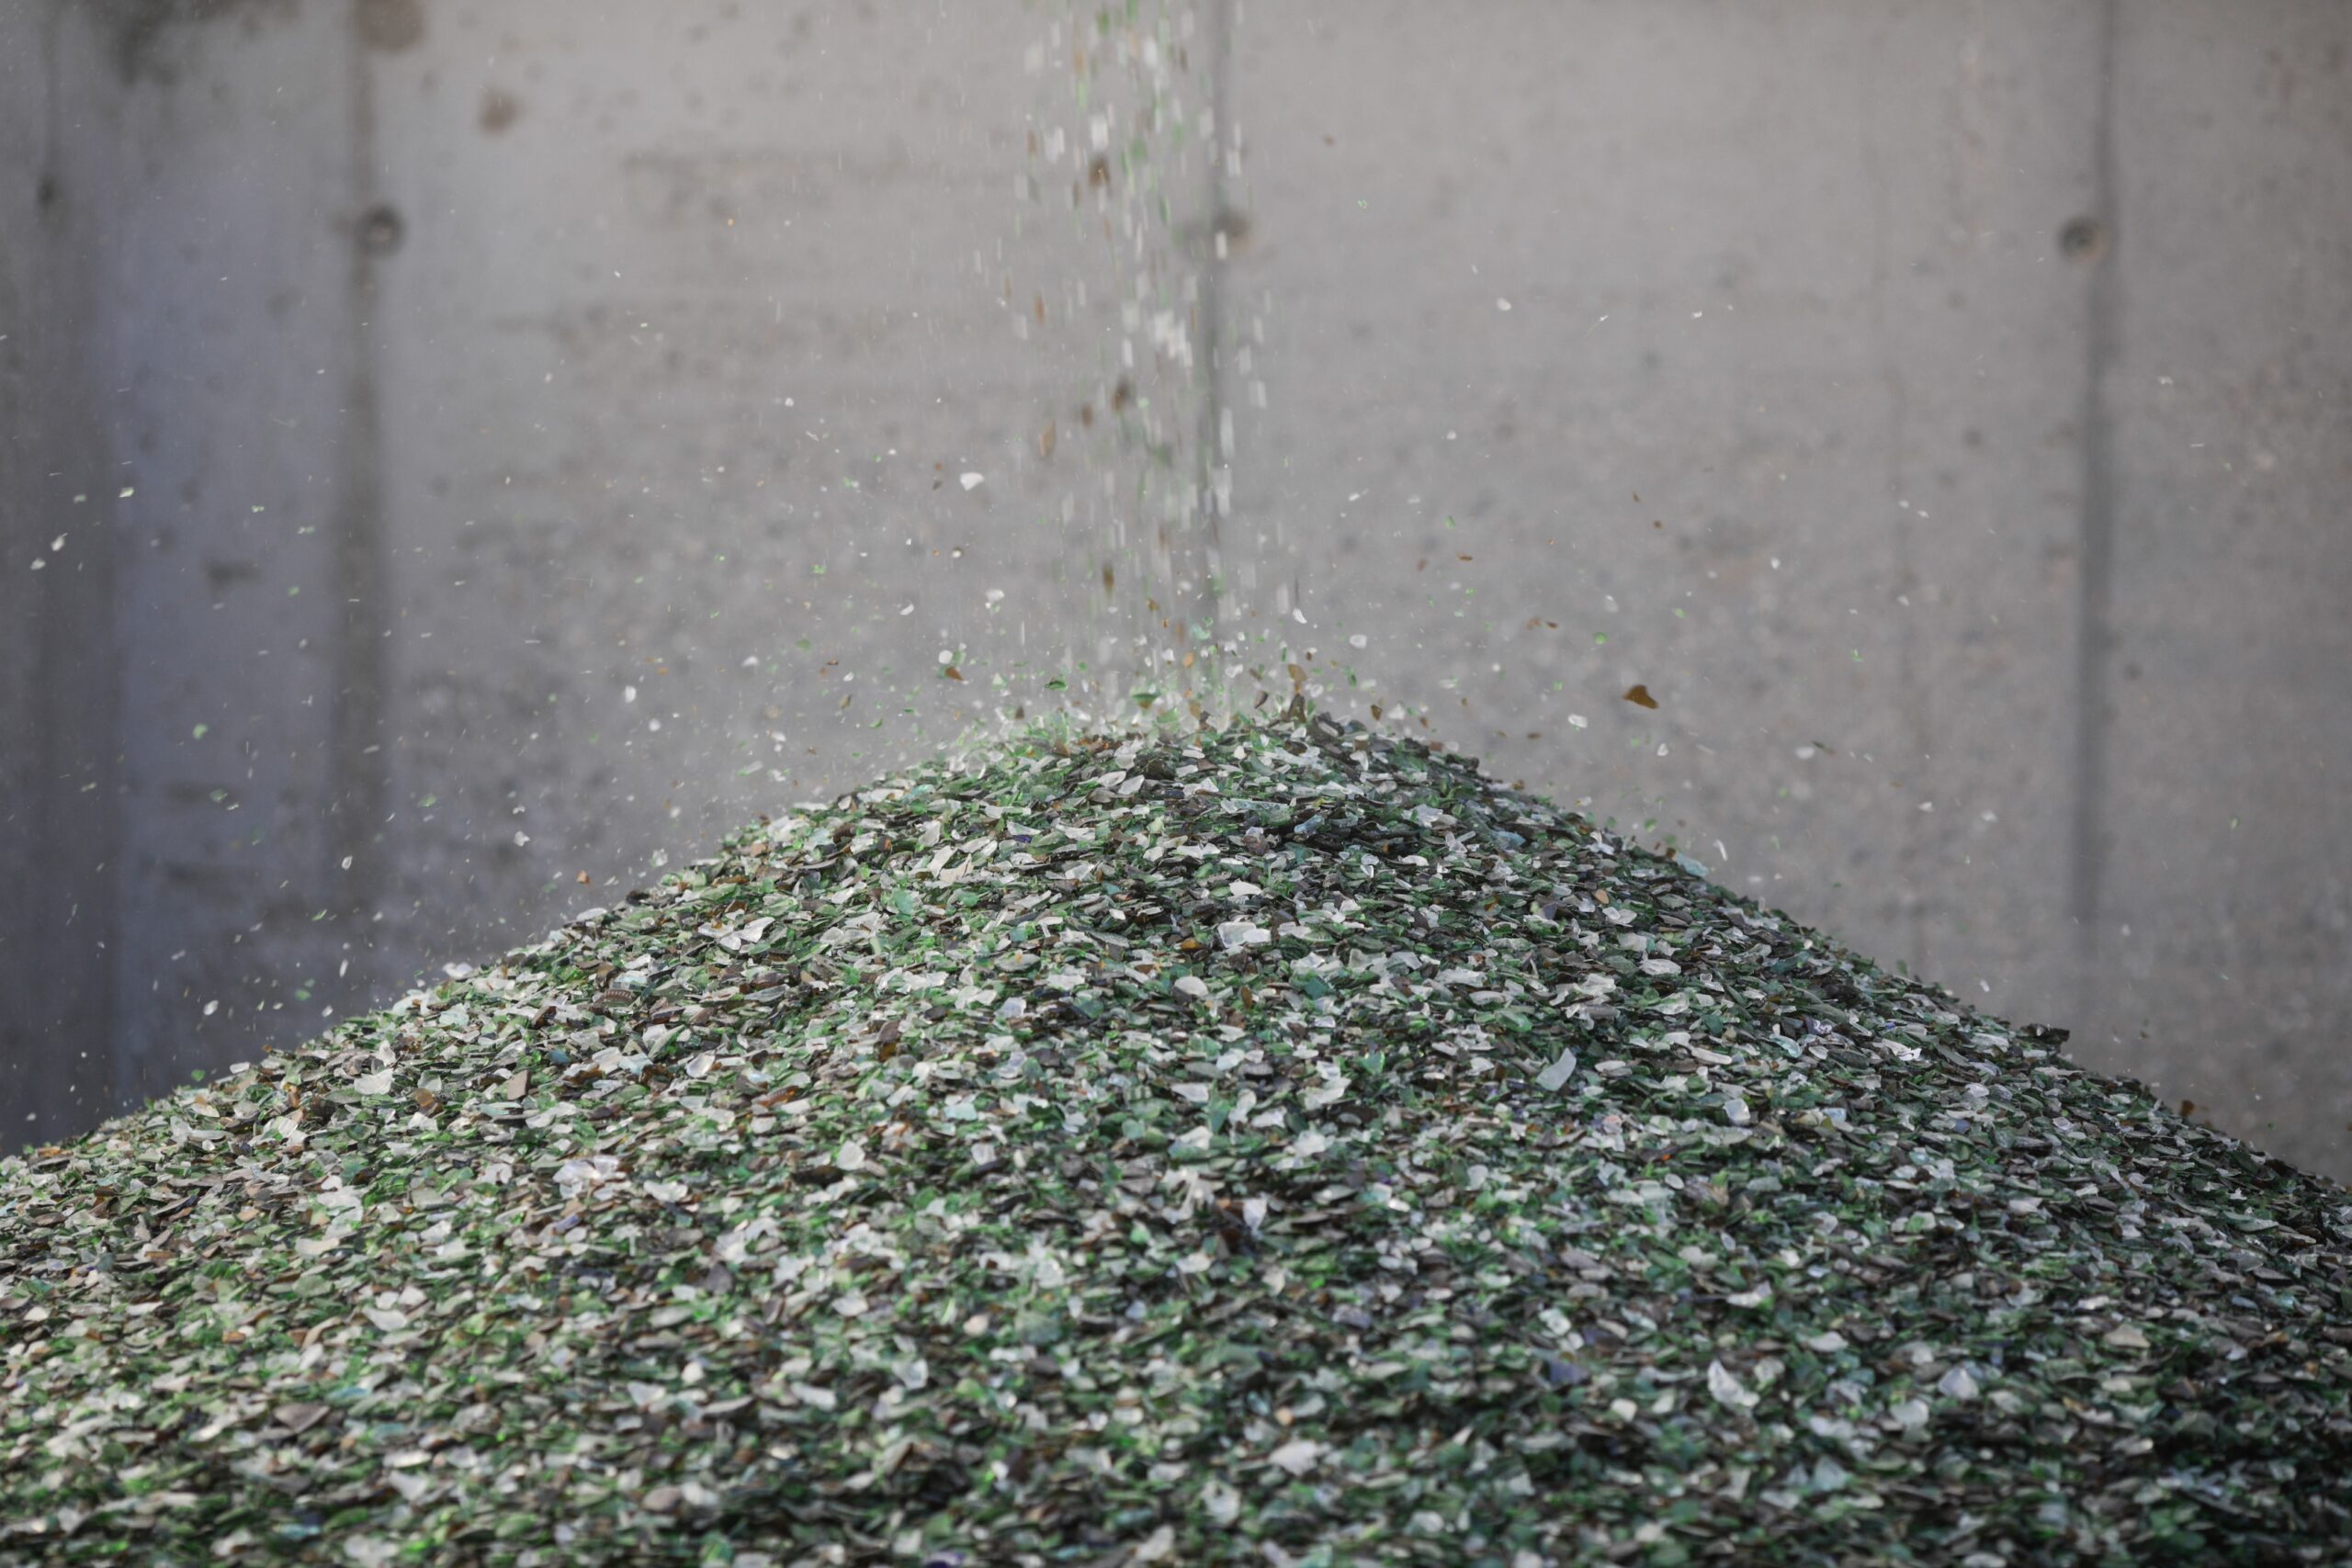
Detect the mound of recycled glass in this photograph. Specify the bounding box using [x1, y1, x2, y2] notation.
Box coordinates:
[3, 715, 2348, 1566]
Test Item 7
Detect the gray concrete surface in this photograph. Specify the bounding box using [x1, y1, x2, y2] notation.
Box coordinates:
[3, 0, 2347, 1179]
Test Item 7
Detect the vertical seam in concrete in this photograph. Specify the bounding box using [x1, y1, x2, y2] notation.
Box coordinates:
[44, 0, 130, 1123]
[330, 21, 390, 947]
[2069, 0, 2121, 963]
[29, 0, 121, 1137]
[1860, 22, 1932, 979]
[1192, 0, 1236, 651]
[39, 0, 62, 178]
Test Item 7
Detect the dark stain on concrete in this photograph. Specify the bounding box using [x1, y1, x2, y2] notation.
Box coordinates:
[356, 201, 404, 255]
[100, 0, 293, 84]
[480, 86, 521, 133]
[2060, 214, 2110, 265]
[355, 0, 424, 53]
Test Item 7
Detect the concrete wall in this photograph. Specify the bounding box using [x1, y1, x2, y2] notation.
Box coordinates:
[3, 0, 2347, 1180]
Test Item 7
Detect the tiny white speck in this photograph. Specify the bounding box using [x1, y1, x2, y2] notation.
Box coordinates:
[959, 472, 984, 491]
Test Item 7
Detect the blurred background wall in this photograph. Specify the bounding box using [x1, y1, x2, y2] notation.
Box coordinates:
[3, 0, 2347, 1179]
